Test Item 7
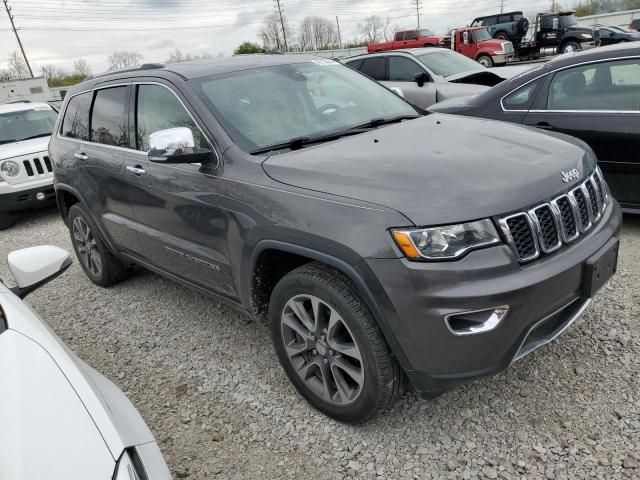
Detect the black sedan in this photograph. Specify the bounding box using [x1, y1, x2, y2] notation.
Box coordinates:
[596, 25, 640, 46]
[429, 43, 640, 213]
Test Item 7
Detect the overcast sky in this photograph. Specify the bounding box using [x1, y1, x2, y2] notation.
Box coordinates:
[1, 0, 553, 74]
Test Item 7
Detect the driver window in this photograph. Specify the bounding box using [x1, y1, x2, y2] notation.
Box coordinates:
[135, 84, 208, 152]
[405, 31, 418, 40]
[394, 32, 404, 41]
[388, 57, 424, 82]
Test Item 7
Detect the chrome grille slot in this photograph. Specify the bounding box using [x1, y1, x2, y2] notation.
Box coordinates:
[500, 171, 609, 263]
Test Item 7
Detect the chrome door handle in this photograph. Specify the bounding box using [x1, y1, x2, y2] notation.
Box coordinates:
[74, 153, 88, 161]
[126, 165, 146, 176]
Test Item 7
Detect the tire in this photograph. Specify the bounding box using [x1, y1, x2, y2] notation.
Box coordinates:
[477, 54, 494, 68]
[269, 262, 404, 423]
[67, 204, 131, 287]
[517, 17, 530, 35]
[494, 30, 510, 41]
[561, 41, 580, 54]
[423, 43, 434, 47]
[0, 211, 15, 231]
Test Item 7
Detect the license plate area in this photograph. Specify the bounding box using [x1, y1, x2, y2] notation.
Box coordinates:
[583, 238, 619, 298]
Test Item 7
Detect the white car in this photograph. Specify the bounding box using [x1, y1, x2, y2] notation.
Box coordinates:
[0, 102, 58, 230]
[0, 246, 172, 480]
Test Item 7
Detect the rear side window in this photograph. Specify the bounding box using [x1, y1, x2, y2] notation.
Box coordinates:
[345, 59, 364, 71]
[360, 57, 387, 81]
[61, 92, 92, 140]
[394, 32, 404, 41]
[502, 78, 543, 110]
[135, 84, 208, 152]
[90, 86, 129, 147]
[498, 15, 511, 24]
[483, 16, 497, 26]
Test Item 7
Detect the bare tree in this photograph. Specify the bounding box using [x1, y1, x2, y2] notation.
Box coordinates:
[8, 51, 30, 78]
[107, 50, 143, 71]
[358, 15, 384, 44]
[166, 49, 213, 63]
[258, 13, 293, 51]
[298, 16, 339, 51]
[40, 64, 60, 80]
[73, 59, 91, 77]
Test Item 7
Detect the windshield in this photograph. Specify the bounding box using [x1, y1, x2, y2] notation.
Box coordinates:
[560, 14, 578, 27]
[0, 107, 57, 145]
[190, 61, 417, 152]
[473, 28, 492, 41]
[417, 50, 483, 77]
[418, 29, 434, 37]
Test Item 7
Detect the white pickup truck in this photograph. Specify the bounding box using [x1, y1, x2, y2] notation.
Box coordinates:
[0, 102, 58, 229]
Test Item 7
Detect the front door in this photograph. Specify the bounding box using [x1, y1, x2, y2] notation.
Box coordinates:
[385, 56, 437, 109]
[523, 58, 640, 209]
[123, 82, 236, 297]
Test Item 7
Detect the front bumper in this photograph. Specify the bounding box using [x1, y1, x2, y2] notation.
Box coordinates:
[0, 184, 56, 212]
[367, 200, 622, 395]
[491, 53, 515, 64]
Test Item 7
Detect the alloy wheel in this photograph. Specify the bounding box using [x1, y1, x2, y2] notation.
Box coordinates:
[280, 294, 364, 405]
[72, 217, 103, 277]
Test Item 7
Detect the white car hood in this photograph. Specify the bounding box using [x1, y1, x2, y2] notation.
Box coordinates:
[0, 283, 155, 458]
[0, 136, 50, 160]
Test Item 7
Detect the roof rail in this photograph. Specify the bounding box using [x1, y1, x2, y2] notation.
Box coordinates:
[86, 63, 166, 80]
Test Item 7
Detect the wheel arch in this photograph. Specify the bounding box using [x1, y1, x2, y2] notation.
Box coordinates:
[55, 184, 83, 223]
[248, 240, 411, 370]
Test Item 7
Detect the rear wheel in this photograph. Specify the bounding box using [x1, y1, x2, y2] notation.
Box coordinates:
[0, 211, 15, 230]
[477, 54, 494, 68]
[495, 31, 510, 40]
[423, 43, 434, 47]
[269, 263, 404, 423]
[67, 204, 131, 287]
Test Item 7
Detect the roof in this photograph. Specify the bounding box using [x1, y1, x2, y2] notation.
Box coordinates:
[0, 102, 53, 114]
[346, 47, 453, 61]
[545, 41, 640, 69]
[472, 11, 523, 20]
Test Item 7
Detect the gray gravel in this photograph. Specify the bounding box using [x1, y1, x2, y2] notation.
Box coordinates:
[2, 206, 639, 480]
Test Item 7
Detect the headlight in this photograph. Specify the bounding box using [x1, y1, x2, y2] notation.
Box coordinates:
[392, 219, 501, 260]
[580, 33, 593, 38]
[0, 161, 20, 177]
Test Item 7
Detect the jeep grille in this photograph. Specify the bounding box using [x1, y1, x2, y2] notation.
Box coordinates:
[22, 156, 53, 177]
[499, 168, 608, 263]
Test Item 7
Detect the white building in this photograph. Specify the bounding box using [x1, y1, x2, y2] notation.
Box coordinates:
[0, 77, 60, 104]
[578, 8, 640, 27]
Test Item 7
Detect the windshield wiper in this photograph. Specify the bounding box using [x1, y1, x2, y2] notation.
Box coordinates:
[250, 115, 420, 155]
[20, 133, 51, 141]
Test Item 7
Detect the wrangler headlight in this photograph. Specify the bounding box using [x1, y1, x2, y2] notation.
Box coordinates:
[392, 219, 501, 260]
[1, 160, 20, 177]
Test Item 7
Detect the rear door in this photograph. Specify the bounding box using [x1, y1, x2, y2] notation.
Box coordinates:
[83, 83, 140, 251]
[122, 81, 235, 297]
[386, 55, 437, 109]
[523, 58, 640, 209]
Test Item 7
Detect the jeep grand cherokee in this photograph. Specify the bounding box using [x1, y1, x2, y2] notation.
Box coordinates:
[49, 56, 622, 423]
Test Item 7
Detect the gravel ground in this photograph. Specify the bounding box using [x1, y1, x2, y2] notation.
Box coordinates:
[2, 206, 639, 480]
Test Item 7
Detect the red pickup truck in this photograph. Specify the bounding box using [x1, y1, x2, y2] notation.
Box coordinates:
[367, 29, 447, 53]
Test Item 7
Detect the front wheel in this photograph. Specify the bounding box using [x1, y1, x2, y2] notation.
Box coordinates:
[269, 263, 404, 423]
[561, 41, 580, 54]
[0, 211, 15, 231]
[477, 54, 494, 68]
[495, 31, 510, 40]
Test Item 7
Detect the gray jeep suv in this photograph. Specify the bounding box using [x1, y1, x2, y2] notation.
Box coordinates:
[49, 55, 622, 423]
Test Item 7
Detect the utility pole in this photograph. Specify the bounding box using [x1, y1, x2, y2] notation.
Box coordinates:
[410, 0, 422, 29]
[336, 16, 342, 48]
[2, 0, 33, 78]
[499, 0, 505, 13]
[273, 0, 288, 52]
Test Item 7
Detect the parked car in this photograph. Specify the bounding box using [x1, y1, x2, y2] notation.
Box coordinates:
[367, 29, 447, 53]
[471, 11, 530, 44]
[429, 43, 640, 213]
[0, 102, 58, 229]
[630, 18, 640, 31]
[449, 26, 516, 67]
[0, 246, 171, 479]
[595, 25, 640, 46]
[345, 49, 531, 109]
[518, 11, 599, 57]
[50, 55, 621, 423]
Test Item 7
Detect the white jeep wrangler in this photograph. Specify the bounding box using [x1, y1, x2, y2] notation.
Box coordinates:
[0, 102, 58, 230]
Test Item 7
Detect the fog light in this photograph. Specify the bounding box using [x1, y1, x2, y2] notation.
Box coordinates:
[36, 192, 46, 201]
[445, 306, 509, 336]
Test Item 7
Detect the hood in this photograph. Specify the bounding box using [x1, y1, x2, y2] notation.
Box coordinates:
[447, 70, 505, 87]
[262, 114, 595, 226]
[437, 81, 488, 100]
[479, 39, 511, 51]
[427, 94, 476, 112]
[566, 24, 596, 33]
[0, 136, 50, 160]
[487, 65, 537, 79]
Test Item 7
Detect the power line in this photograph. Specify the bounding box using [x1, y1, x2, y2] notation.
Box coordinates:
[2, 0, 33, 77]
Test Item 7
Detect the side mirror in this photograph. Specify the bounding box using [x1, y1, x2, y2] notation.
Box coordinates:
[148, 127, 213, 165]
[413, 72, 431, 87]
[463, 31, 470, 44]
[552, 18, 560, 30]
[8, 246, 72, 299]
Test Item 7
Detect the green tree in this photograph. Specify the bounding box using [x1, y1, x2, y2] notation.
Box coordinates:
[234, 41, 265, 55]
